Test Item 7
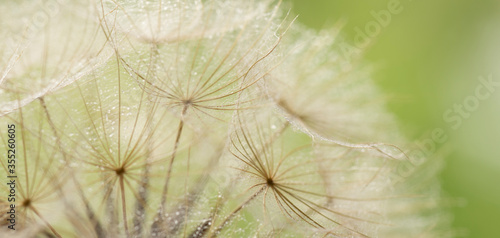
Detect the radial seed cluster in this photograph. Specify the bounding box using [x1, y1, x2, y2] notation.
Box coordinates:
[0, 0, 449, 237]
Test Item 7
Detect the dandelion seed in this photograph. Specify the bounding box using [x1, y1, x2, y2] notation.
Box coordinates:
[0, 1, 448, 237]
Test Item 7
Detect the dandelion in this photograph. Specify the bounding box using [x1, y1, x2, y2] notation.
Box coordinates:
[0, 0, 449, 237]
[264, 26, 404, 146]
[0, 0, 112, 116]
[0, 100, 71, 237]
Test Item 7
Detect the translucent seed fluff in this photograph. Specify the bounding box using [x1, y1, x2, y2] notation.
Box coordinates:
[0, 0, 449, 237]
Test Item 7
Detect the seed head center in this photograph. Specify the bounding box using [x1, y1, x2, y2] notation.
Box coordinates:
[266, 178, 274, 186]
[22, 199, 31, 207]
[115, 167, 126, 176]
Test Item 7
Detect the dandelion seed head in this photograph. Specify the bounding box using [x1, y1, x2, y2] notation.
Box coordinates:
[0, 0, 449, 237]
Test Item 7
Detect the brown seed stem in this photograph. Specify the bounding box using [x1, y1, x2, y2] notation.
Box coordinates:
[119, 176, 129, 236]
[153, 104, 189, 234]
[210, 186, 266, 237]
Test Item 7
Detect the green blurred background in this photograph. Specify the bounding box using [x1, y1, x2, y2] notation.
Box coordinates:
[286, 0, 500, 237]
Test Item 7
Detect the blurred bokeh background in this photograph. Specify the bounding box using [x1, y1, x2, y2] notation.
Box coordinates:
[286, 0, 500, 237]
